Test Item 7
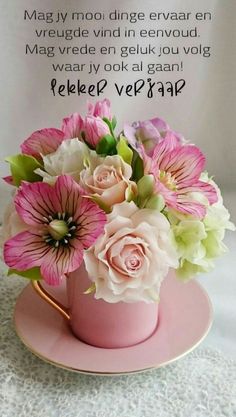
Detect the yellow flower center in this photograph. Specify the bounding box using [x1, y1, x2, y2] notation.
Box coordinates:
[159, 170, 177, 191]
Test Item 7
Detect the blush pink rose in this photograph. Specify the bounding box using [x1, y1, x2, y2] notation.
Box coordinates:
[84, 202, 178, 303]
[80, 154, 135, 208]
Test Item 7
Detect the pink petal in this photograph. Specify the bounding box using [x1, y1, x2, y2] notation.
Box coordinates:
[4, 230, 50, 271]
[123, 123, 138, 150]
[174, 196, 206, 218]
[54, 175, 107, 248]
[154, 179, 177, 206]
[160, 145, 205, 183]
[74, 196, 107, 248]
[54, 175, 81, 217]
[151, 118, 184, 143]
[143, 133, 180, 175]
[21, 128, 65, 158]
[152, 133, 180, 167]
[15, 181, 59, 225]
[150, 117, 169, 134]
[87, 101, 94, 115]
[123, 124, 146, 160]
[3, 175, 14, 185]
[88, 99, 112, 119]
[83, 116, 110, 148]
[40, 242, 84, 285]
[191, 180, 218, 205]
[61, 113, 84, 139]
[4, 229, 85, 285]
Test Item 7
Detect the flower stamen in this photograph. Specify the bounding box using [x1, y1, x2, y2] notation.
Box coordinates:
[43, 214, 77, 248]
[159, 170, 177, 191]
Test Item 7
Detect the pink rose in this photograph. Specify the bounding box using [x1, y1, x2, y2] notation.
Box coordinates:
[84, 202, 178, 303]
[83, 116, 110, 148]
[88, 99, 112, 120]
[80, 154, 135, 207]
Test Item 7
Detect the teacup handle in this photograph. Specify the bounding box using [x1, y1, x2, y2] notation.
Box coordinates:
[32, 280, 70, 320]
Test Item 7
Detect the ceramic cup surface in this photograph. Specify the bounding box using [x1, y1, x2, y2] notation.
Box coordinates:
[67, 263, 159, 349]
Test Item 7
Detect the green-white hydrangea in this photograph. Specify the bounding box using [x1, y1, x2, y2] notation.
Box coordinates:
[167, 174, 235, 280]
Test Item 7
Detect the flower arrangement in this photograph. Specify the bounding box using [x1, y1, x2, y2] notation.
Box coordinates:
[2, 99, 234, 303]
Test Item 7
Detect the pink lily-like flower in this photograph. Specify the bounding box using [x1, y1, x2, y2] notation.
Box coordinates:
[143, 134, 218, 218]
[4, 175, 106, 285]
[61, 113, 84, 139]
[21, 128, 66, 159]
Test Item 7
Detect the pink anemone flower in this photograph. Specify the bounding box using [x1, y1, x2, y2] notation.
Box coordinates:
[4, 175, 106, 285]
[21, 128, 66, 160]
[143, 134, 218, 218]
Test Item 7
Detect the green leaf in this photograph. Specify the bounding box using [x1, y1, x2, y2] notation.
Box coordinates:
[103, 117, 117, 137]
[145, 194, 165, 211]
[5, 154, 42, 186]
[96, 135, 117, 156]
[8, 267, 43, 280]
[112, 116, 117, 130]
[137, 175, 155, 199]
[117, 136, 133, 165]
[102, 117, 113, 132]
[83, 282, 96, 294]
[131, 151, 144, 181]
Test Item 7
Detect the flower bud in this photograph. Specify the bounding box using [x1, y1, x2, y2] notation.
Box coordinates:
[137, 175, 155, 199]
[125, 182, 138, 202]
[88, 99, 112, 120]
[83, 116, 110, 148]
[145, 194, 165, 211]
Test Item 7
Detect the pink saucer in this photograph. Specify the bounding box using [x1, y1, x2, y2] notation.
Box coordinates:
[14, 272, 213, 375]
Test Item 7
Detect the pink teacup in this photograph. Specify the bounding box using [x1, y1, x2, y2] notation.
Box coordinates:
[32, 263, 159, 349]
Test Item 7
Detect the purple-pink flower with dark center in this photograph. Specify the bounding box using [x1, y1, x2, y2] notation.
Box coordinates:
[4, 175, 107, 285]
[143, 134, 218, 218]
